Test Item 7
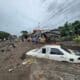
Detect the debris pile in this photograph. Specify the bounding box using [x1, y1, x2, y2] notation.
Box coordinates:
[22, 58, 37, 65]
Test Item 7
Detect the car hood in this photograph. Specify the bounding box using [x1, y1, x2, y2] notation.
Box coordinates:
[26, 49, 38, 55]
[69, 49, 80, 56]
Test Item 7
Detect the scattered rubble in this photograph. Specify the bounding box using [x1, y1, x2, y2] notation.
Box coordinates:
[22, 59, 37, 65]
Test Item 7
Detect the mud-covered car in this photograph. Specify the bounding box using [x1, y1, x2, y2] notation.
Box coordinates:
[26, 45, 80, 63]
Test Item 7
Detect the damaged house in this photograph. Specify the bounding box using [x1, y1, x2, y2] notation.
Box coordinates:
[28, 29, 60, 43]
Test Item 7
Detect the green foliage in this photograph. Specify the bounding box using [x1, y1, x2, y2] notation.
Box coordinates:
[21, 31, 28, 39]
[0, 31, 10, 40]
[59, 20, 80, 41]
[21, 31, 28, 35]
[72, 21, 80, 35]
[73, 36, 80, 43]
[60, 36, 73, 41]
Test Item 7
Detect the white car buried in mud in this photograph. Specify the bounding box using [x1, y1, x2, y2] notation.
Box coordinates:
[26, 45, 80, 63]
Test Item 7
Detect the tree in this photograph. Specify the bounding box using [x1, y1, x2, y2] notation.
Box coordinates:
[21, 31, 28, 39]
[0, 31, 11, 40]
[59, 22, 73, 41]
[59, 22, 70, 37]
[72, 20, 80, 35]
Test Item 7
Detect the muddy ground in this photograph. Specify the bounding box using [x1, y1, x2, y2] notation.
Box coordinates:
[0, 41, 80, 80]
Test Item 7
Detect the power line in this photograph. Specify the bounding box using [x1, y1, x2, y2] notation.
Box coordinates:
[49, 0, 77, 19]
[41, 0, 74, 24]
[41, 0, 80, 26]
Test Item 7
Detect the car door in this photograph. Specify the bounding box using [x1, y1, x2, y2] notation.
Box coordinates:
[37, 47, 49, 58]
[49, 48, 65, 61]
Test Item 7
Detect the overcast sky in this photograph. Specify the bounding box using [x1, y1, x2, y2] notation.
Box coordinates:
[0, 0, 80, 35]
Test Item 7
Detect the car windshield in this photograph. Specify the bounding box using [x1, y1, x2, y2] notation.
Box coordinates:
[33, 47, 42, 52]
[61, 46, 71, 53]
[71, 50, 80, 56]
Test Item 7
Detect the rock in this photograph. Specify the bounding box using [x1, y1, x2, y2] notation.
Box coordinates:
[1, 49, 5, 52]
[20, 53, 26, 60]
[8, 68, 14, 72]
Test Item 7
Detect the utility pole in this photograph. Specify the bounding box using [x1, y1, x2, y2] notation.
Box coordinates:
[38, 22, 40, 29]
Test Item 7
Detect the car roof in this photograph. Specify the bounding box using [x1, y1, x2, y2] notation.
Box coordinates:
[43, 45, 61, 48]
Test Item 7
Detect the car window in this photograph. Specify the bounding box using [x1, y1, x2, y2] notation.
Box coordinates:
[50, 48, 63, 55]
[61, 46, 71, 53]
[42, 48, 46, 54]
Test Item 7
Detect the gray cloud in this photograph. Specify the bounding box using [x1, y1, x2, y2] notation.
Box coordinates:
[0, 0, 80, 35]
[41, 0, 80, 28]
[0, 0, 45, 35]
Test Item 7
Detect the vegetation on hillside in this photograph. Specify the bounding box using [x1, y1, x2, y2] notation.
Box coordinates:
[59, 20, 80, 41]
